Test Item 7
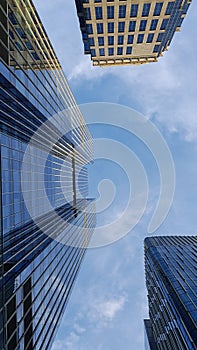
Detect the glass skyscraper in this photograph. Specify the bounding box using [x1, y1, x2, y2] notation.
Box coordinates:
[0, 1, 95, 349]
[74, 0, 191, 66]
[144, 236, 197, 350]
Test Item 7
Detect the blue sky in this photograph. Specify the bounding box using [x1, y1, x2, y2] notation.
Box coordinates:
[33, 1, 197, 349]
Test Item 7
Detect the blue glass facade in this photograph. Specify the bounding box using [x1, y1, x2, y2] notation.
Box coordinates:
[0, 1, 95, 349]
[144, 236, 197, 350]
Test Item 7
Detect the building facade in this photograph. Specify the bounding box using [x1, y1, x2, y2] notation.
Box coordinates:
[75, 0, 192, 66]
[0, 1, 95, 349]
[144, 236, 197, 350]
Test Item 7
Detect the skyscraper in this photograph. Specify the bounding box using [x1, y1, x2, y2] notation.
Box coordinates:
[75, 0, 191, 66]
[0, 1, 95, 349]
[144, 236, 197, 350]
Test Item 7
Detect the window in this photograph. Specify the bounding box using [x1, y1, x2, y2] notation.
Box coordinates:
[130, 4, 138, 17]
[118, 22, 125, 32]
[95, 7, 103, 19]
[126, 46, 132, 54]
[153, 2, 163, 16]
[137, 34, 144, 44]
[99, 48, 105, 56]
[85, 8, 91, 20]
[108, 48, 114, 56]
[91, 48, 96, 56]
[118, 35, 124, 45]
[89, 37, 95, 46]
[129, 21, 136, 32]
[142, 3, 151, 16]
[98, 37, 104, 46]
[160, 18, 169, 30]
[94, 0, 101, 2]
[127, 35, 134, 44]
[97, 23, 103, 34]
[108, 22, 114, 33]
[153, 45, 160, 52]
[107, 6, 114, 19]
[150, 19, 158, 30]
[108, 36, 114, 45]
[139, 20, 147, 31]
[119, 5, 126, 18]
[157, 33, 164, 42]
[165, 2, 174, 15]
[146, 33, 154, 43]
[117, 47, 123, 55]
[87, 24, 93, 34]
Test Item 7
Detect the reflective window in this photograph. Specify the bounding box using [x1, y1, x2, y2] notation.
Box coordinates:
[129, 21, 136, 32]
[117, 47, 123, 55]
[107, 6, 114, 19]
[153, 44, 160, 52]
[108, 22, 114, 33]
[126, 47, 132, 54]
[118, 22, 125, 32]
[98, 37, 104, 46]
[160, 18, 169, 30]
[85, 8, 91, 20]
[119, 5, 126, 18]
[157, 33, 164, 42]
[150, 19, 158, 30]
[108, 48, 114, 56]
[142, 3, 151, 16]
[153, 2, 163, 16]
[108, 36, 114, 45]
[137, 34, 144, 44]
[118, 35, 124, 45]
[146, 33, 154, 43]
[127, 35, 134, 44]
[139, 20, 147, 31]
[97, 23, 103, 34]
[95, 7, 103, 19]
[99, 48, 105, 56]
[165, 2, 175, 15]
[130, 4, 138, 17]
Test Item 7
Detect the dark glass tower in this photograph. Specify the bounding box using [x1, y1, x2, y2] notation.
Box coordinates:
[144, 236, 197, 350]
[0, 1, 95, 349]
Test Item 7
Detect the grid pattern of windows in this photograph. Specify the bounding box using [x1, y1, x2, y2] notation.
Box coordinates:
[0, 1, 95, 349]
[145, 236, 197, 350]
[75, 0, 192, 66]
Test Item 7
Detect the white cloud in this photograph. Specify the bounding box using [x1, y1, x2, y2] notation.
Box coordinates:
[94, 296, 126, 321]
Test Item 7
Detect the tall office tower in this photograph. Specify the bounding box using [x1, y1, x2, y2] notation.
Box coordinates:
[0, 1, 95, 349]
[144, 236, 197, 350]
[75, 0, 192, 66]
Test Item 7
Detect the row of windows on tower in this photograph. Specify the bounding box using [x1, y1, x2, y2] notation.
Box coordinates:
[85, 2, 175, 20]
[89, 32, 164, 47]
[90, 43, 160, 57]
[87, 18, 169, 34]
